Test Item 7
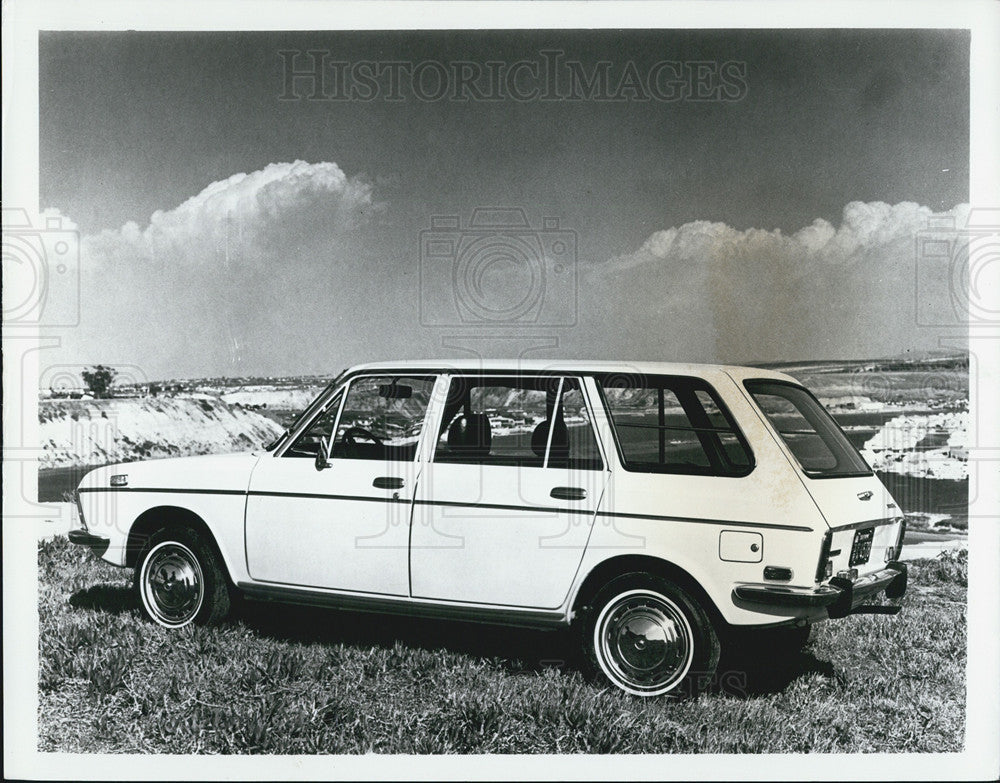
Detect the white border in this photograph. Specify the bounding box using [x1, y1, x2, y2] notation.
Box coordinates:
[3, 0, 998, 31]
[4, 1, 998, 780]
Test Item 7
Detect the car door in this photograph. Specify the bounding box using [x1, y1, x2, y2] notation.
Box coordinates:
[409, 374, 610, 609]
[244, 373, 436, 595]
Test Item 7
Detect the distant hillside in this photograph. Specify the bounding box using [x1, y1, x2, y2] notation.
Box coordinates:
[220, 387, 324, 411]
[754, 352, 969, 374]
[38, 397, 284, 469]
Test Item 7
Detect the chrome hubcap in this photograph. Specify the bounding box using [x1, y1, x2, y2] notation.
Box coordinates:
[141, 542, 204, 627]
[595, 589, 694, 696]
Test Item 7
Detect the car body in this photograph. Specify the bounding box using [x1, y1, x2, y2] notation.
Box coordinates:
[70, 360, 907, 697]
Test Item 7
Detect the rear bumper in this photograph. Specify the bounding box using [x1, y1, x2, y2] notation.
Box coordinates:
[732, 562, 907, 619]
[68, 528, 111, 558]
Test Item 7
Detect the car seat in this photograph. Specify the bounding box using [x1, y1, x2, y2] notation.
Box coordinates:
[531, 417, 569, 462]
[447, 413, 492, 458]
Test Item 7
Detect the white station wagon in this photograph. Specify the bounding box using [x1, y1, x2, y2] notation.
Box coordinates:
[70, 360, 908, 697]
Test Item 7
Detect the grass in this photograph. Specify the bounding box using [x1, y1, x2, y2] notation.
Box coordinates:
[38, 537, 966, 754]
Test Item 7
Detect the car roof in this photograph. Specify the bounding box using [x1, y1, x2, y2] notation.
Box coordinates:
[344, 359, 802, 384]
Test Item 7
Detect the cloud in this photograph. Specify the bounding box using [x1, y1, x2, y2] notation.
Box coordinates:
[83, 160, 381, 271]
[589, 201, 970, 362]
[41, 176, 969, 381]
[51, 161, 389, 378]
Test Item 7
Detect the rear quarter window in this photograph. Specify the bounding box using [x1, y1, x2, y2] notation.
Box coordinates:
[744, 379, 872, 478]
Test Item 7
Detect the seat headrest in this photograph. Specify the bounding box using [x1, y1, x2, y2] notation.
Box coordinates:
[447, 413, 492, 458]
[531, 418, 569, 459]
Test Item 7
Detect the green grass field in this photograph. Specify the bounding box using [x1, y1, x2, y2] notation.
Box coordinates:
[38, 538, 966, 754]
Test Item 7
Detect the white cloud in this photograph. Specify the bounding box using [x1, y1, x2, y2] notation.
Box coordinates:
[40, 178, 970, 378]
[590, 201, 970, 362]
[84, 160, 380, 271]
[50, 161, 388, 378]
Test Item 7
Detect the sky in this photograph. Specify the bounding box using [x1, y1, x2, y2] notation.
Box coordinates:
[37, 29, 970, 381]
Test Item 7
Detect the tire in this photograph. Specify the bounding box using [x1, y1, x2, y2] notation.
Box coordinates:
[134, 525, 231, 628]
[581, 573, 720, 698]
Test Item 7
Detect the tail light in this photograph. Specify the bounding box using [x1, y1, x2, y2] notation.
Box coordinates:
[885, 517, 907, 562]
[815, 529, 833, 583]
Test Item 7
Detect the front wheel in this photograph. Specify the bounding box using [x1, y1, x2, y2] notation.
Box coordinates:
[135, 526, 231, 628]
[582, 574, 720, 698]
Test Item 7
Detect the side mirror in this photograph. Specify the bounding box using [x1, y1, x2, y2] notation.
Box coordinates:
[314, 435, 332, 471]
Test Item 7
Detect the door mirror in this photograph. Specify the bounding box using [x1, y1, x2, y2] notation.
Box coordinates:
[314, 434, 332, 471]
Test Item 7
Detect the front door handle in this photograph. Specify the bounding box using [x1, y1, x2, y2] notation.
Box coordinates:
[551, 486, 586, 501]
[373, 476, 404, 490]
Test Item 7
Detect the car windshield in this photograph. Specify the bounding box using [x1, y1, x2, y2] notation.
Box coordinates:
[744, 379, 871, 478]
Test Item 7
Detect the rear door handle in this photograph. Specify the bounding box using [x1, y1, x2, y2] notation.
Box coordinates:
[550, 486, 586, 501]
[373, 476, 404, 490]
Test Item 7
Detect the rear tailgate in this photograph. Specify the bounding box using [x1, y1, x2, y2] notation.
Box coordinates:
[806, 473, 906, 578]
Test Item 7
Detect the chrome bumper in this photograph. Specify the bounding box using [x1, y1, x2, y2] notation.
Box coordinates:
[68, 528, 111, 558]
[732, 562, 907, 619]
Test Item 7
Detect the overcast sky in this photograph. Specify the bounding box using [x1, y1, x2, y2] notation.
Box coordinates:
[39, 29, 970, 381]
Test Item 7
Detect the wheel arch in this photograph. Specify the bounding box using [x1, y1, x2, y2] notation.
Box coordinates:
[570, 554, 725, 629]
[125, 506, 233, 586]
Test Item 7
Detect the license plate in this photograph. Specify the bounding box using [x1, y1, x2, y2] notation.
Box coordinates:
[850, 527, 875, 566]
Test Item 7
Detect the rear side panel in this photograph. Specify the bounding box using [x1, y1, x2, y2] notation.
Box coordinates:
[730, 369, 906, 579]
[574, 372, 831, 626]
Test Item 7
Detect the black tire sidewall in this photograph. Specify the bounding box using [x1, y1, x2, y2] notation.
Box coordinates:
[134, 525, 231, 628]
[582, 573, 720, 698]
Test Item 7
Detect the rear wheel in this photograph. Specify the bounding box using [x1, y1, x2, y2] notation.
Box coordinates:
[135, 526, 231, 628]
[582, 574, 720, 698]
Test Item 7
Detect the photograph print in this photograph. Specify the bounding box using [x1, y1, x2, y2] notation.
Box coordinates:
[3, 1, 998, 779]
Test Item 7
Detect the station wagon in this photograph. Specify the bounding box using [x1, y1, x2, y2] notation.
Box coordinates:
[70, 360, 908, 697]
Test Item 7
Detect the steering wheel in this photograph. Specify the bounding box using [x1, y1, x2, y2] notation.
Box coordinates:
[341, 426, 384, 446]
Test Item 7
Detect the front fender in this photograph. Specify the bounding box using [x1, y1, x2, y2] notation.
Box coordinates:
[76, 452, 261, 578]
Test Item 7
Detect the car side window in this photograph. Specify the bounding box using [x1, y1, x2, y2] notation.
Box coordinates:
[557, 383, 604, 470]
[598, 374, 753, 477]
[329, 375, 436, 462]
[284, 391, 344, 458]
[433, 376, 603, 470]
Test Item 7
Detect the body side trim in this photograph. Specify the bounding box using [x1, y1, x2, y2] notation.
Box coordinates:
[77, 486, 246, 496]
[79, 486, 812, 532]
[236, 581, 568, 629]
